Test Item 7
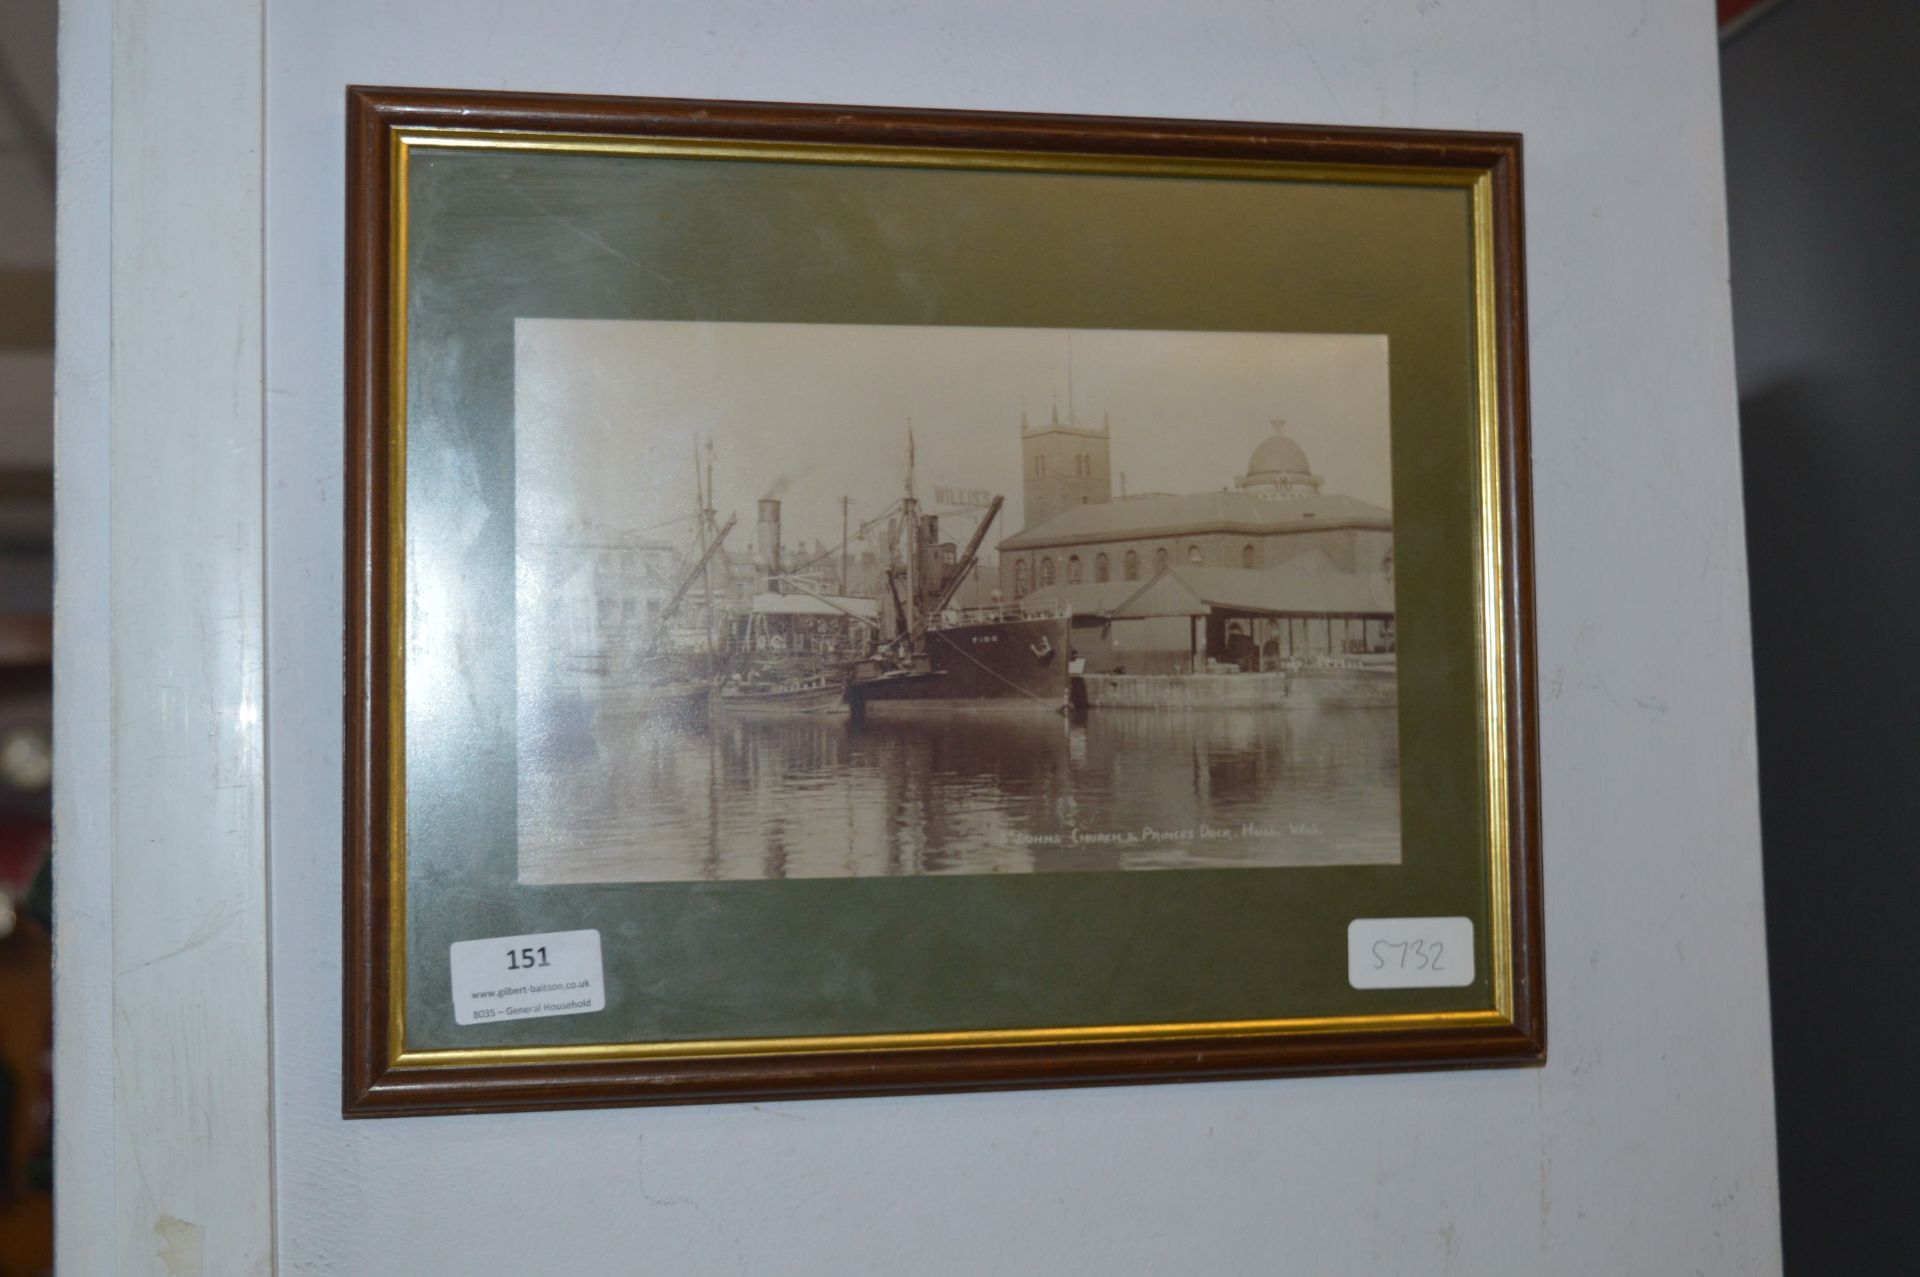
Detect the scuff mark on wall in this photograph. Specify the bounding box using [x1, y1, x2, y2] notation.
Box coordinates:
[155, 1215, 205, 1277]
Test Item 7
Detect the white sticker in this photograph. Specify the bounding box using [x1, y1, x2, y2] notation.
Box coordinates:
[1347, 917, 1475, 989]
[450, 929, 606, 1026]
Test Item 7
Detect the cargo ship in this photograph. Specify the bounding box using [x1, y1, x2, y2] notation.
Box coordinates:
[846, 453, 1072, 717]
[846, 603, 1072, 715]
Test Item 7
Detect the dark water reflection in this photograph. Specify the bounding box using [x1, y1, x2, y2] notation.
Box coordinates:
[519, 707, 1400, 883]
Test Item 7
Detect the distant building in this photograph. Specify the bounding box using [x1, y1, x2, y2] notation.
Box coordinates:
[1000, 416, 1395, 673]
[521, 523, 682, 679]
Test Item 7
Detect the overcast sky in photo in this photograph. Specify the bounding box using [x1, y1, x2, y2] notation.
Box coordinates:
[516, 319, 1392, 557]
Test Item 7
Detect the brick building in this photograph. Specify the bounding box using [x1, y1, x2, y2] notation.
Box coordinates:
[999, 418, 1393, 598]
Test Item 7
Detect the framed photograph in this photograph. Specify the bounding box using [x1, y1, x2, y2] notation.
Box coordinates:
[345, 86, 1543, 1116]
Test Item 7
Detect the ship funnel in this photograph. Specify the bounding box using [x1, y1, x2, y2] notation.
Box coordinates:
[757, 498, 782, 591]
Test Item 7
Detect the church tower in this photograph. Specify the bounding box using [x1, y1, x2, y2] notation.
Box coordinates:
[1020, 406, 1112, 530]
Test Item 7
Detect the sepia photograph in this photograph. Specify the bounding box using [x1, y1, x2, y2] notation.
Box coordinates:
[514, 320, 1399, 883]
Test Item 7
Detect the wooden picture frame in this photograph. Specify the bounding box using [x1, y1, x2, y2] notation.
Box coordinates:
[345, 85, 1543, 1116]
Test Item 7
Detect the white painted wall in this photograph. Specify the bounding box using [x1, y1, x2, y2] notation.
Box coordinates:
[56, 0, 274, 1272]
[68, 0, 1784, 1272]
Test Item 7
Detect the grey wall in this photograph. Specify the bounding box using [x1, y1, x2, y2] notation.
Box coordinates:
[1722, 2, 1920, 1271]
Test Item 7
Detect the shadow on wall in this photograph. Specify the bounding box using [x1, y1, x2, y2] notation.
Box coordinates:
[1738, 374, 1920, 1274]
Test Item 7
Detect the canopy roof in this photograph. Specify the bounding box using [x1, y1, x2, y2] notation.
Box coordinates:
[1017, 579, 1147, 617]
[1045, 555, 1394, 621]
[1115, 566, 1393, 619]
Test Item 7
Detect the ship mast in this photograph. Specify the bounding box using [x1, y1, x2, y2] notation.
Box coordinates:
[902, 422, 916, 644]
[651, 514, 736, 649]
[839, 495, 852, 596]
[696, 441, 715, 672]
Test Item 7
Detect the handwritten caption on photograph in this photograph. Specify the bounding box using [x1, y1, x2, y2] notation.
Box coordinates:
[1347, 917, 1475, 989]
[450, 928, 606, 1026]
[1006, 820, 1320, 849]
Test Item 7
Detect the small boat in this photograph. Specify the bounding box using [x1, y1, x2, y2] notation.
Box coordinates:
[715, 670, 849, 715]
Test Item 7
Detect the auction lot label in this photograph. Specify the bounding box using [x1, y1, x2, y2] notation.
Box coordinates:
[450, 928, 606, 1026]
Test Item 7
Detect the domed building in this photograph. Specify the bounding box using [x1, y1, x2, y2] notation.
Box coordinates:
[998, 416, 1395, 675]
[1236, 419, 1326, 498]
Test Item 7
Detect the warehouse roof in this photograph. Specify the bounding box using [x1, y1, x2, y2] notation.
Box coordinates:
[1109, 562, 1395, 620]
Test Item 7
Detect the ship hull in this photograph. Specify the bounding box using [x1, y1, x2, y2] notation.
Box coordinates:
[848, 613, 1072, 716]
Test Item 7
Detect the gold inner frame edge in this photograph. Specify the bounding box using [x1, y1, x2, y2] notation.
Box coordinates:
[383, 128, 1515, 1071]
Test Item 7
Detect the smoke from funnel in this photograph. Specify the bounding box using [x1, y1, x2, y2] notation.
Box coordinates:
[760, 462, 812, 502]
